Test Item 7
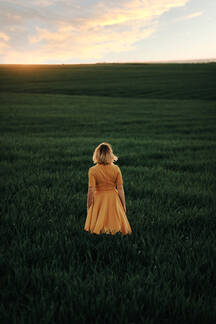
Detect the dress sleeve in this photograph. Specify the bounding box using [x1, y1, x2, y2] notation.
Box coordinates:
[88, 168, 96, 188]
[116, 166, 123, 186]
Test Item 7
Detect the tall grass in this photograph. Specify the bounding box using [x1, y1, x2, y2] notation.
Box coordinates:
[0, 64, 216, 323]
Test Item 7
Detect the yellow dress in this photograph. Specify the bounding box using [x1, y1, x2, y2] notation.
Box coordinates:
[84, 162, 132, 235]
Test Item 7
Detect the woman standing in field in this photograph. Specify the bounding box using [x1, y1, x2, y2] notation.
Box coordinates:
[84, 142, 132, 235]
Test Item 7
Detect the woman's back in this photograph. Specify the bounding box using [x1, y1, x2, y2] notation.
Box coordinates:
[89, 163, 123, 192]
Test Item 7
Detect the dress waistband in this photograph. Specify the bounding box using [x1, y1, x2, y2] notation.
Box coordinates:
[95, 185, 116, 192]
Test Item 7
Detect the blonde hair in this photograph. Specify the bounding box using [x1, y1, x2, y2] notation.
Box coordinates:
[92, 142, 118, 165]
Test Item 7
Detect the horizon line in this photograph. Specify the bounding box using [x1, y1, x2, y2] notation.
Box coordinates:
[0, 58, 216, 65]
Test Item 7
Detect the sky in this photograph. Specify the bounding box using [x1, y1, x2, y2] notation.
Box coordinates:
[0, 0, 215, 64]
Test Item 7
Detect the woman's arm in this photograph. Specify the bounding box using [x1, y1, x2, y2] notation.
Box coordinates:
[117, 184, 126, 213]
[87, 187, 95, 212]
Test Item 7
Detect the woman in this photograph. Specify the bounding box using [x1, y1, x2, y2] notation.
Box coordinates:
[84, 142, 132, 235]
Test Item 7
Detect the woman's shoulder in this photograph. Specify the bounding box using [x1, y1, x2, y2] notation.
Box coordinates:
[112, 163, 120, 169]
[111, 163, 121, 172]
[89, 165, 97, 173]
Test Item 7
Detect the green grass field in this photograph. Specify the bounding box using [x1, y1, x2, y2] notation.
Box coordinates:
[0, 63, 216, 323]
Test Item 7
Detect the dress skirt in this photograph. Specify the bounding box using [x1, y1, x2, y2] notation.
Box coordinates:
[84, 188, 132, 235]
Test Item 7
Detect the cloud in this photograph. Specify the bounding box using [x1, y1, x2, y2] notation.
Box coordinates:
[0, 41, 10, 53]
[173, 10, 203, 22]
[0, 32, 10, 41]
[0, 0, 191, 63]
[0, 32, 10, 55]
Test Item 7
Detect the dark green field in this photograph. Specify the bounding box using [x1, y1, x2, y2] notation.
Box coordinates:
[0, 63, 216, 324]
